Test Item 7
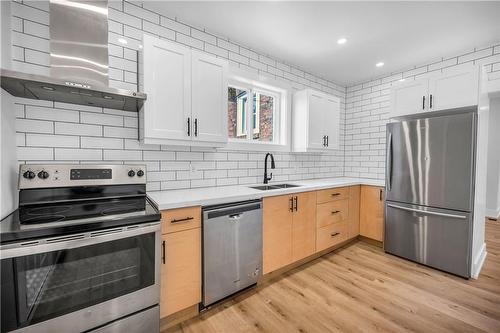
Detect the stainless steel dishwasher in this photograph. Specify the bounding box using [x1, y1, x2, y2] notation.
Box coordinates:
[202, 200, 262, 307]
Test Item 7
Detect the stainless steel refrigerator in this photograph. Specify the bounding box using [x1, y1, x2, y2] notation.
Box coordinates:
[384, 108, 476, 278]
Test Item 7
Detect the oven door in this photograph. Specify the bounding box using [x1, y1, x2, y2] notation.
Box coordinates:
[1, 222, 160, 333]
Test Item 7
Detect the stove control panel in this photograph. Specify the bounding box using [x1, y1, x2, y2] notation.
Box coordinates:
[19, 165, 147, 189]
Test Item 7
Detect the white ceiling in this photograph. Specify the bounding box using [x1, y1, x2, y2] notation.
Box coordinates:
[145, 1, 500, 86]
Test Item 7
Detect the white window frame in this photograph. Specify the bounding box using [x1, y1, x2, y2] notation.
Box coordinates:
[223, 67, 292, 152]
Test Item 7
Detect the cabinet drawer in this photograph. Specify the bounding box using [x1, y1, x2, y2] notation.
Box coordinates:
[316, 222, 348, 252]
[161, 206, 201, 234]
[316, 187, 349, 204]
[317, 199, 349, 228]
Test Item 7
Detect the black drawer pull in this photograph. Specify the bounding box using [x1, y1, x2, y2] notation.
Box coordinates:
[331, 193, 341, 196]
[289, 197, 294, 212]
[331, 232, 340, 237]
[162, 240, 166, 264]
[171, 217, 194, 223]
[331, 210, 340, 214]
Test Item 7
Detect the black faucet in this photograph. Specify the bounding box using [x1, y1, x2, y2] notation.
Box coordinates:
[263, 153, 275, 184]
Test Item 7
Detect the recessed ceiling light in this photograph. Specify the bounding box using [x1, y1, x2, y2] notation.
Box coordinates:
[337, 38, 347, 45]
[118, 38, 128, 45]
[376, 62, 384, 67]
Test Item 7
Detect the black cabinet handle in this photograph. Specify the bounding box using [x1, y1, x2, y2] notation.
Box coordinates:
[331, 210, 340, 214]
[322, 135, 326, 147]
[289, 197, 294, 212]
[171, 216, 194, 223]
[187, 117, 191, 136]
[379, 189, 383, 201]
[429, 94, 433, 109]
[422, 96, 425, 110]
[331, 193, 340, 197]
[162, 240, 166, 264]
[331, 232, 340, 238]
[326, 135, 329, 147]
[194, 118, 198, 136]
[294, 196, 298, 212]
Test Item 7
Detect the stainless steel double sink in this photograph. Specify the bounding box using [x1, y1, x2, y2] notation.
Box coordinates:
[249, 183, 301, 191]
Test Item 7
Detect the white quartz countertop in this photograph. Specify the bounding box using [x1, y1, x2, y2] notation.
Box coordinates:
[147, 177, 385, 210]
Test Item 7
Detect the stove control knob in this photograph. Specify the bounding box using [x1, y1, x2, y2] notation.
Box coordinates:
[128, 170, 136, 177]
[38, 171, 49, 179]
[137, 170, 144, 177]
[23, 171, 36, 179]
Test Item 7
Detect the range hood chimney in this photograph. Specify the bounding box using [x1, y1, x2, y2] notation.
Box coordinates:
[1, 0, 146, 112]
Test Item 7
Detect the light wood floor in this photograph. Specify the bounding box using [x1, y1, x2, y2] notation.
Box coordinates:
[166, 220, 500, 333]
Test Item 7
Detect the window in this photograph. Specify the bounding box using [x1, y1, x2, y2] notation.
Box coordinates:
[227, 79, 284, 148]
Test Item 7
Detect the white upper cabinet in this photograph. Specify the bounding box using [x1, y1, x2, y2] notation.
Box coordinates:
[292, 89, 340, 152]
[323, 95, 340, 149]
[307, 91, 326, 150]
[141, 35, 228, 146]
[428, 68, 479, 111]
[191, 51, 228, 144]
[142, 35, 191, 142]
[390, 66, 479, 118]
[390, 78, 429, 117]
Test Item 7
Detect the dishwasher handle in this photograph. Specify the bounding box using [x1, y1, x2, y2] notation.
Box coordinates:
[204, 201, 261, 220]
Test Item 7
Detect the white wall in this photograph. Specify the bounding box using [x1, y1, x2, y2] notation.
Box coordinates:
[486, 98, 500, 219]
[9, 0, 345, 192]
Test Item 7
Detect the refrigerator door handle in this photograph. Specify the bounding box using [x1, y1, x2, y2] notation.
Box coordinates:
[386, 204, 467, 219]
[387, 132, 393, 191]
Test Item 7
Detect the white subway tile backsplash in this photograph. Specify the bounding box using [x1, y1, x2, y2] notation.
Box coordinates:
[81, 137, 123, 149]
[12, 0, 496, 190]
[160, 17, 190, 36]
[191, 29, 216, 45]
[55, 148, 102, 161]
[17, 118, 53, 133]
[103, 126, 137, 139]
[26, 134, 79, 148]
[55, 123, 102, 136]
[103, 149, 142, 161]
[26, 105, 79, 122]
[123, 2, 160, 24]
[18, 146, 53, 160]
[176, 33, 203, 49]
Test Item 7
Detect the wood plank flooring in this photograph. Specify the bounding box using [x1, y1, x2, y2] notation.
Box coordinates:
[165, 220, 500, 333]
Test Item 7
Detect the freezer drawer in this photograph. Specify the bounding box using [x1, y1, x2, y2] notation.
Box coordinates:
[385, 110, 476, 211]
[384, 202, 471, 278]
[203, 201, 262, 307]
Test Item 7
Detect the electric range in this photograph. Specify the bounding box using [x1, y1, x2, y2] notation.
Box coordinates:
[0, 164, 161, 333]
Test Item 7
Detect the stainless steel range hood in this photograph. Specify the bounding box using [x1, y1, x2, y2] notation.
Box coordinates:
[0, 0, 146, 112]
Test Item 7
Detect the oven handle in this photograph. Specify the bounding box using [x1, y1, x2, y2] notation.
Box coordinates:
[0, 222, 161, 259]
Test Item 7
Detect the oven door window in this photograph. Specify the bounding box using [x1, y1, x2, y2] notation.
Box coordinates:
[1, 232, 155, 331]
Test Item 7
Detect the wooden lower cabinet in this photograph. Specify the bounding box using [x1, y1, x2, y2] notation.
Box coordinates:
[263, 192, 316, 274]
[291, 192, 317, 262]
[263, 195, 293, 274]
[348, 185, 361, 238]
[359, 185, 385, 242]
[160, 224, 201, 318]
[316, 221, 349, 252]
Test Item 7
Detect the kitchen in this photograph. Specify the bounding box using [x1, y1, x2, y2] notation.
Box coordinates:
[1, 1, 500, 332]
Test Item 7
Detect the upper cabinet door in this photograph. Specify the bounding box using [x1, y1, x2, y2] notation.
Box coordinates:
[428, 67, 479, 111]
[390, 78, 429, 118]
[142, 36, 191, 142]
[323, 95, 340, 150]
[307, 91, 326, 150]
[191, 51, 228, 144]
